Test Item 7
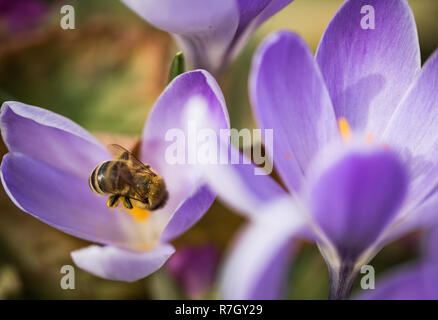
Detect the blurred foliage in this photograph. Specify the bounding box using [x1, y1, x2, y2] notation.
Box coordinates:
[0, 0, 437, 299]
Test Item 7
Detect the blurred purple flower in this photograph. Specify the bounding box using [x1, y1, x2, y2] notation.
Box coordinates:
[359, 227, 438, 300]
[166, 244, 219, 298]
[198, 0, 438, 299]
[0, 70, 230, 282]
[122, 0, 293, 76]
[0, 0, 48, 33]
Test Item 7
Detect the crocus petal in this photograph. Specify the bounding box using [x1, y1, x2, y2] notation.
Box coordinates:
[236, 0, 270, 34]
[122, 0, 239, 74]
[199, 145, 287, 218]
[160, 184, 215, 242]
[142, 70, 229, 234]
[221, 198, 306, 299]
[230, 0, 293, 57]
[0, 101, 110, 180]
[253, 0, 293, 27]
[382, 50, 438, 211]
[166, 244, 219, 298]
[0, 0, 48, 32]
[308, 147, 407, 261]
[1, 153, 141, 249]
[358, 263, 438, 300]
[71, 244, 175, 282]
[315, 0, 420, 136]
[250, 31, 338, 192]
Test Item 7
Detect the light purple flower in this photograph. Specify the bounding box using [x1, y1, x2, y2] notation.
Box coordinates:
[166, 244, 219, 298]
[0, 0, 48, 33]
[359, 227, 438, 300]
[0, 70, 229, 282]
[199, 0, 438, 299]
[122, 0, 293, 75]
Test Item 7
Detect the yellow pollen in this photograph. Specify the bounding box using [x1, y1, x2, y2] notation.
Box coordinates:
[338, 117, 351, 141]
[123, 206, 150, 223]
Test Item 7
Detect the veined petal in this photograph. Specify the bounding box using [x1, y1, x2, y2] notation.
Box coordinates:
[308, 147, 407, 261]
[250, 31, 338, 193]
[122, 0, 239, 74]
[71, 244, 175, 282]
[220, 198, 306, 299]
[0, 101, 110, 180]
[1, 153, 142, 249]
[316, 0, 420, 136]
[382, 50, 438, 212]
[142, 70, 229, 235]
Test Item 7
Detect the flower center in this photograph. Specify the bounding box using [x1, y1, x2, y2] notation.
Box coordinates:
[124, 206, 150, 223]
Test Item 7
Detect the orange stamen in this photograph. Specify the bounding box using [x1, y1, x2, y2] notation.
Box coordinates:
[338, 117, 351, 141]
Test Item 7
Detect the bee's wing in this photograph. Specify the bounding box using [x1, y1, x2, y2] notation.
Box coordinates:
[108, 144, 156, 202]
[108, 144, 154, 173]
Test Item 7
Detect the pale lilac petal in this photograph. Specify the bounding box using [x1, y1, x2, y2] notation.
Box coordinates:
[378, 188, 438, 246]
[71, 244, 175, 282]
[316, 0, 420, 136]
[250, 31, 338, 192]
[358, 263, 438, 300]
[1, 153, 140, 249]
[309, 148, 407, 260]
[142, 70, 229, 235]
[382, 50, 438, 212]
[0, 101, 110, 180]
[122, 0, 239, 73]
[221, 199, 306, 299]
[160, 184, 215, 242]
[200, 145, 287, 218]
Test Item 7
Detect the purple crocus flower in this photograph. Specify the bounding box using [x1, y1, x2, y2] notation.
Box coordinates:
[0, 0, 48, 33]
[198, 0, 438, 299]
[0, 70, 229, 282]
[122, 0, 294, 75]
[166, 244, 220, 298]
[359, 227, 438, 300]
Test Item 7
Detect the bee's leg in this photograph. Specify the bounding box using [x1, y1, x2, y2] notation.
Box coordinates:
[106, 195, 121, 209]
[123, 197, 133, 210]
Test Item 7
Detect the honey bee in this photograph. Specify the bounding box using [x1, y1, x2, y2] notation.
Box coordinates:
[89, 144, 168, 211]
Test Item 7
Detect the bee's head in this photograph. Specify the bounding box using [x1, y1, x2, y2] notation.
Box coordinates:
[145, 176, 168, 211]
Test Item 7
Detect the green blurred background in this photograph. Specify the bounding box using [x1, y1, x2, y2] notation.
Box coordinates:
[0, 0, 436, 299]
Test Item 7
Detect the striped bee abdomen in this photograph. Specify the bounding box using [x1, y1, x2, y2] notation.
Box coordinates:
[89, 160, 131, 196]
